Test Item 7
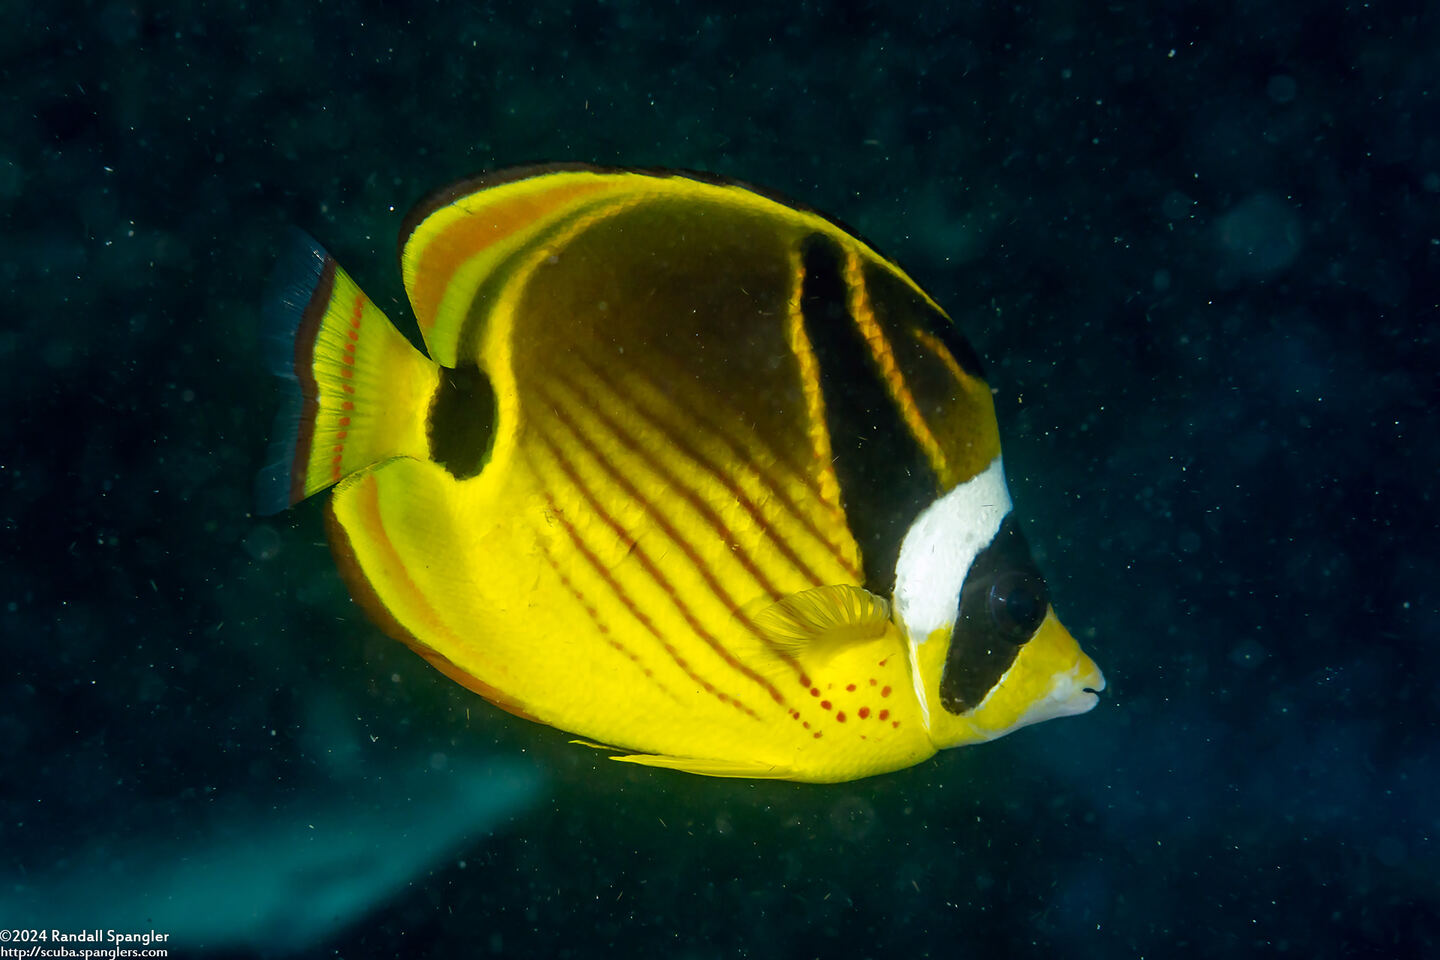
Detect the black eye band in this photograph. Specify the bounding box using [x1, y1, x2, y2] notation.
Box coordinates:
[938, 515, 1050, 714]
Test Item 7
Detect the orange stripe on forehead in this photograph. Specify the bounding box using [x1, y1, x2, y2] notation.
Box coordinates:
[405, 179, 618, 335]
[912, 326, 977, 388]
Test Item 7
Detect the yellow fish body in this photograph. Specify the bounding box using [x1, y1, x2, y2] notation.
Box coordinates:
[259, 166, 1105, 782]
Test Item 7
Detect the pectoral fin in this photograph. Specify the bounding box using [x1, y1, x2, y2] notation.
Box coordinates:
[748, 584, 892, 659]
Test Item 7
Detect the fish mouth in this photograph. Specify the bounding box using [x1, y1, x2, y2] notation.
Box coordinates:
[1045, 664, 1105, 719]
[1071, 663, 1106, 710]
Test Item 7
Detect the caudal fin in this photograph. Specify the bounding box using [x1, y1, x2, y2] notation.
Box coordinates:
[256, 230, 438, 515]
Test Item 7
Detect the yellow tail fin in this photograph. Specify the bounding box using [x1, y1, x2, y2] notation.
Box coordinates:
[256, 231, 438, 514]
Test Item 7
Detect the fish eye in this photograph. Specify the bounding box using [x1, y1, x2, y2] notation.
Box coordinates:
[986, 572, 1047, 642]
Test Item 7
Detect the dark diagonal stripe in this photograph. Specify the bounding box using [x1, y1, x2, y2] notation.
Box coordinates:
[534, 385, 796, 705]
[583, 349, 862, 583]
[559, 363, 795, 599]
[531, 422, 780, 715]
[538, 486, 761, 721]
[533, 517, 684, 706]
[541, 379, 802, 672]
[798, 233, 938, 594]
[640, 335, 837, 509]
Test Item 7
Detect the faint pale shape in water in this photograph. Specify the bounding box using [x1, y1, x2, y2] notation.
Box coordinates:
[1, 755, 544, 953]
[42, 337, 76, 370]
[1160, 190, 1195, 220]
[827, 795, 877, 842]
[242, 524, 282, 561]
[0, 156, 24, 202]
[1229, 638, 1269, 669]
[1217, 193, 1303, 278]
[1374, 836, 1407, 867]
[1266, 75, 1298, 104]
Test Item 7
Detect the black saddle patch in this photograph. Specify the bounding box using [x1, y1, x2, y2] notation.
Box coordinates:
[428, 362, 496, 480]
[798, 233, 938, 594]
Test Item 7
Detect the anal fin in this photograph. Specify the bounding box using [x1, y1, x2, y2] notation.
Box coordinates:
[609, 752, 796, 780]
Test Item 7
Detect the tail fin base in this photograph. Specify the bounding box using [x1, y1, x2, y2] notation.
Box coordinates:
[257, 230, 437, 515]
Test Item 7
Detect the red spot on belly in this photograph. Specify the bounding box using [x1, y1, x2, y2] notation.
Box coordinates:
[869, 678, 877, 686]
[846, 683, 856, 692]
[891, 720, 900, 728]
[820, 700, 832, 710]
[813, 731, 823, 739]
[878, 709, 889, 721]
[799, 674, 811, 687]
[836, 711, 847, 722]
[858, 707, 870, 719]
[810, 687, 820, 697]
[881, 685, 892, 697]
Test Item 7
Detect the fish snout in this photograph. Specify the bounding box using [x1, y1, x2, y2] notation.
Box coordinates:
[1070, 651, 1106, 711]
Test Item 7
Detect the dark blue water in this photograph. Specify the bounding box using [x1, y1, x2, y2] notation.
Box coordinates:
[4, 2, 1436, 957]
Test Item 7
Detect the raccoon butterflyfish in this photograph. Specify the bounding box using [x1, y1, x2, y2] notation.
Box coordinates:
[258, 165, 1105, 783]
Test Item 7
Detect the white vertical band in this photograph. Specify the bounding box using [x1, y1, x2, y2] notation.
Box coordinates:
[893, 456, 1012, 643]
[893, 456, 1011, 727]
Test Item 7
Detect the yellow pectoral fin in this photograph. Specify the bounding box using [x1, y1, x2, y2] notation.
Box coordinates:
[748, 584, 892, 659]
[609, 752, 797, 780]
